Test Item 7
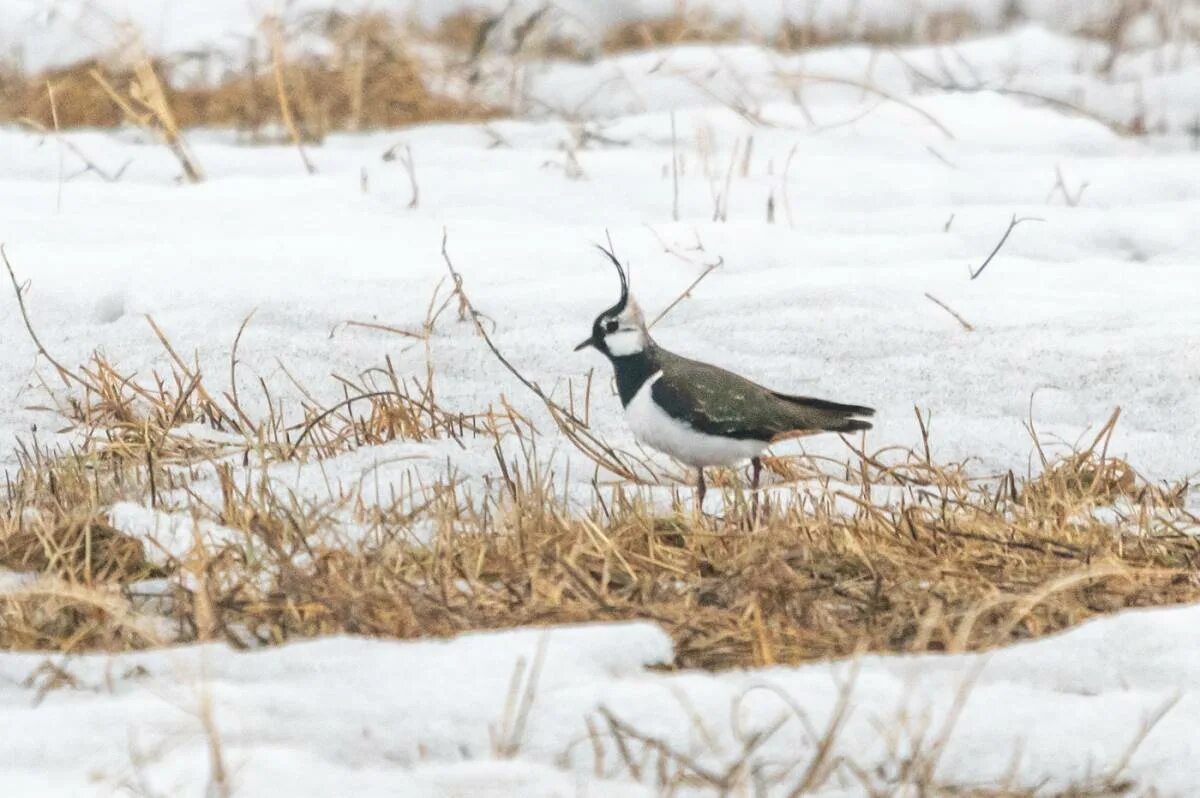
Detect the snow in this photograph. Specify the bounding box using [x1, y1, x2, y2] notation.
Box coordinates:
[1, 1, 1200, 794]
[0, 622, 671, 796]
[107, 502, 246, 567]
[0, 568, 37, 593]
[5, 609, 1200, 794]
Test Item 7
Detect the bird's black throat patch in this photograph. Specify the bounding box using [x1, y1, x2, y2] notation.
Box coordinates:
[610, 349, 660, 407]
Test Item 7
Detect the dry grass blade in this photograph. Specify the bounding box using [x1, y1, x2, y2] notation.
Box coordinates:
[775, 72, 956, 139]
[330, 320, 426, 340]
[90, 61, 205, 183]
[3, 245, 94, 390]
[787, 657, 859, 795]
[264, 16, 316, 174]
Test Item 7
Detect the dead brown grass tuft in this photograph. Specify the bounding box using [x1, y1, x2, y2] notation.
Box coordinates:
[776, 8, 980, 50]
[1, 14, 494, 138]
[1, 584, 161, 652]
[602, 12, 743, 53]
[3, 59, 119, 128]
[0, 517, 151, 584]
[432, 10, 491, 52]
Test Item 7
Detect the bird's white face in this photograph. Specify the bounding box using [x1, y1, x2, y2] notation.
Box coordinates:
[597, 301, 648, 357]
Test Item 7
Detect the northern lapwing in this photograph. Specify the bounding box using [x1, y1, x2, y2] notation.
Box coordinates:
[574, 246, 874, 505]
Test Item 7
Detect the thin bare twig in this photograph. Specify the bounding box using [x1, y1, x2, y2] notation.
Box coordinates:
[786, 657, 861, 796]
[968, 214, 1043, 280]
[893, 50, 1135, 137]
[598, 706, 728, 786]
[781, 73, 955, 139]
[1046, 164, 1089, 207]
[1103, 693, 1181, 788]
[383, 143, 420, 208]
[3, 245, 91, 390]
[440, 229, 563, 410]
[17, 117, 131, 183]
[649, 258, 722, 329]
[924, 292, 974, 332]
[329, 320, 425, 340]
[781, 143, 799, 228]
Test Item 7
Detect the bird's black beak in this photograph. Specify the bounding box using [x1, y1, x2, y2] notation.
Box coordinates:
[574, 336, 596, 352]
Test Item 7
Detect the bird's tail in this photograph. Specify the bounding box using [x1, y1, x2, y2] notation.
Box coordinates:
[771, 392, 875, 434]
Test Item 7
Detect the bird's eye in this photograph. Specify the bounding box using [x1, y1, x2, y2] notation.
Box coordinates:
[604, 319, 619, 334]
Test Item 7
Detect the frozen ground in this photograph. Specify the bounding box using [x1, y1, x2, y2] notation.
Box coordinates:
[2, 2, 1200, 795]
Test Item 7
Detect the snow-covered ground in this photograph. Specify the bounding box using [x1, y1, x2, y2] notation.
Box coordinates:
[2, 2, 1200, 795]
[2, 31, 1198, 487]
[7, 608, 1200, 795]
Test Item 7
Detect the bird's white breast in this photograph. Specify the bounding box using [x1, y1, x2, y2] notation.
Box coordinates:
[624, 372, 768, 468]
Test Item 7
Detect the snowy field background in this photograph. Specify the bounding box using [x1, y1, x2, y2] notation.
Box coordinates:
[1, 0, 1200, 795]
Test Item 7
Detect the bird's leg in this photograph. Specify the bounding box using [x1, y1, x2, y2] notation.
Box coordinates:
[750, 456, 762, 521]
[696, 468, 707, 507]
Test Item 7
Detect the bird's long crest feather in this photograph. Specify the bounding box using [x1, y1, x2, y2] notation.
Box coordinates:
[594, 243, 628, 310]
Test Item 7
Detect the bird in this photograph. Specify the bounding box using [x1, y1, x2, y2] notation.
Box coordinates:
[574, 245, 874, 506]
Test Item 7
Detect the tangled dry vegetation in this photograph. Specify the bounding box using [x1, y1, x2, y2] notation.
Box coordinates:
[0, 11, 495, 141]
[0, 248, 1195, 667]
[3, 1, 1195, 138]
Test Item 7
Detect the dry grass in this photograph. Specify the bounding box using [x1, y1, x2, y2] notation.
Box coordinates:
[602, 12, 744, 53]
[776, 8, 984, 50]
[221, 451, 1194, 671]
[599, 7, 984, 53]
[4, 2, 1195, 136]
[1, 13, 494, 139]
[1, 288, 1195, 666]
